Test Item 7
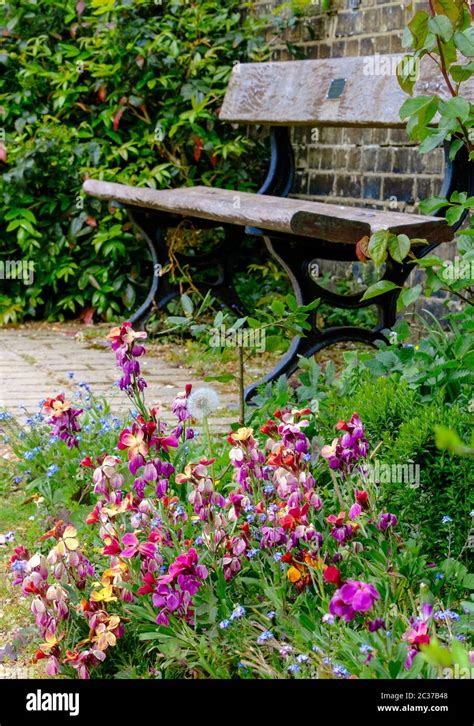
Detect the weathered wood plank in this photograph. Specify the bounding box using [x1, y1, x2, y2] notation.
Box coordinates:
[219, 54, 474, 127]
[83, 180, 453, 244]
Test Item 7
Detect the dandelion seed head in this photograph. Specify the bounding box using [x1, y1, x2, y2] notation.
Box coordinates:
[187, 387, 220, 419]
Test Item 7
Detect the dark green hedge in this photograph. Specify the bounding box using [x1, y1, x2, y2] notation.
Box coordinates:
[0, 0, 271, 322]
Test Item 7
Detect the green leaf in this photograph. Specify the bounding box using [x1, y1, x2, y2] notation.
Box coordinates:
[446, 205, 466, 226]
[181, 294, 194, 316]
[399, 95, 436, 120]
[419, 196, 449, 214]
[428, 15, 453, 43]
[454, 28, 474, 57]
[439, 96, 470, 121]
[448, 138, 464, 160]
[361, 280, 399, 302]
[388, 234, 411, 263]
[271, 299, 286, 316]
[368, 229, 390, 266]
[419, 128, 447, 153]
[450, 62, 474, 82]
[397, 55, 418, 95]
[397, 284, 422, 310]
[407, 11, 430, 48]
[433, 0, 467, 24]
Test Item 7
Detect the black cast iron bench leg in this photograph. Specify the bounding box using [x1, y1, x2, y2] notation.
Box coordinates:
[244, 235, 416, 401]
[127, 211, 249, 328]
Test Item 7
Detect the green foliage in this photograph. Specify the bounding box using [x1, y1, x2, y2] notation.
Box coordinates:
[399, 0, 473, 150]
[341, 307, 474, 405]
[0, 0, 270, 322]
[361, 1, 473, 307]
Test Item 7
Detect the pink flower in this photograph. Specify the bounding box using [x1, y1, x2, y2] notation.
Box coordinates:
[349, 503, 362, 520]
[118, 426, 148, 461]
[121, 533, 157, 560]
[45, 655, 59, 676]
[402, 620, 431, 668]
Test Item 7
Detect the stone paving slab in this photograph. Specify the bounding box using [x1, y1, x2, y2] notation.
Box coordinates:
[0, 326, 237, 432]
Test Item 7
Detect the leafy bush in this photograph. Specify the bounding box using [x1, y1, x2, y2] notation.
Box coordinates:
[0, 0, 270, 322]
[323, 381, 473, 559]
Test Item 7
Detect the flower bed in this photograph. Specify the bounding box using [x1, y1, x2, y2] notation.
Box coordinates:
[2, 323, 472, 680]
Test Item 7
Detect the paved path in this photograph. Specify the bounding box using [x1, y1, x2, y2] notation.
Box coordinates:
[0, 326, 237, 431]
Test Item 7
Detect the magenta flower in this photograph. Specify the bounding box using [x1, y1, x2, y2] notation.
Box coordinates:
[152, 548, 208, 626]
[329, 580, 380, 621]
[349, 503, 362, 520]
[402, 620, 430, 668]
[121, 533, 157, 560]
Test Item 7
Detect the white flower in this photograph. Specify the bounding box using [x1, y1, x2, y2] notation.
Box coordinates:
[187, 387, 220, 419]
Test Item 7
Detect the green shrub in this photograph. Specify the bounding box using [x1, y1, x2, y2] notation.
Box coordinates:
[0, 0, 270, 322]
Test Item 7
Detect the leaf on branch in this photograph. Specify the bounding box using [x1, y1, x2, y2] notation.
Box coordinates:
[361, 280, 399, 301]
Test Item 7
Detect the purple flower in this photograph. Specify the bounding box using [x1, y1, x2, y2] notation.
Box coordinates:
[321, 414, 369, 475]
[107, 322, 147, 394]
[367, 617, 386, 632]
[43, 395, 82, 449]
[378, 512, 397, 531]
[329, 580, 380, 622]
[172, 384, 193, 422]
[260, 526, 287, 549]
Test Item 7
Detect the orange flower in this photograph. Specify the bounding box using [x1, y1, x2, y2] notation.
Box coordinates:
[288, 566, 302, 583]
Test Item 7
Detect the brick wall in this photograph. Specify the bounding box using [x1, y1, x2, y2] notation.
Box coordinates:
[253, 0, 445, 214]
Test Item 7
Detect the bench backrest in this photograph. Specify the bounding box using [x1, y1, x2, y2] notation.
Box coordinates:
[219, 54, 474, 128]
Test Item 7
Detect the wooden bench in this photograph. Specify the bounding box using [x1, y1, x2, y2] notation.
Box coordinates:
[84, 53, 473, 398]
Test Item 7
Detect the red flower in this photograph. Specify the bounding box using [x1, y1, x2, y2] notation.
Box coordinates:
[86, 504, 101, 525]
[323, 566, 342, 587]
[260, 419, 279, 436]
[355, 489, 369, 510]
[137, 572, 156, 596]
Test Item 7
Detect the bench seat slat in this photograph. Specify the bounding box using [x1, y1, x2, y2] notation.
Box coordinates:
[219, 55, 474, 128]
[83, 180, 453, 244]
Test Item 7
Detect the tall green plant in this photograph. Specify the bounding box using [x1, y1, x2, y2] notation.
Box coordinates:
[361, 0, 473, 309]
[0, 0, 270, 322]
